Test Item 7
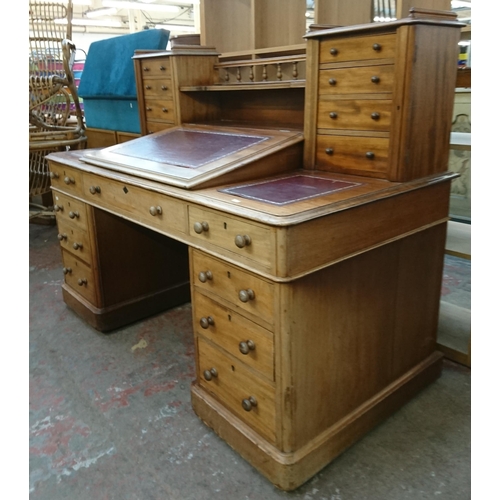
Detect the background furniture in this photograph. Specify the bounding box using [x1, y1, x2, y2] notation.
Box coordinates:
[29, 0, 86, 219]
[78, 29, 170, 148]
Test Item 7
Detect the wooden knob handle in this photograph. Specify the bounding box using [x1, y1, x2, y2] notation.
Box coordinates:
[200, 316, 215, 329]
[89, 185, 101, 195]
[149, 206, 162, 216]
[366, 152, 375, 160]
[235, 234, 251, 248]
[203, 368, 218, 381]
[242, 396, 258, 411]
[239, 340, 255, 355]
[193, 221, 209, 234]
[68, 211, 79, 219]
[198, 271, 213, 283]
[77, 278, 87, 286]
[239, 289, 255, 303]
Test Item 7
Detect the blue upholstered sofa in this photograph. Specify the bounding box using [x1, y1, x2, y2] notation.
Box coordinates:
[78, 29, 170, 134]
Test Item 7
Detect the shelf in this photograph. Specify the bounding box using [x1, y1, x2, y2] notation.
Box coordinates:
[180, 80, 306, 92]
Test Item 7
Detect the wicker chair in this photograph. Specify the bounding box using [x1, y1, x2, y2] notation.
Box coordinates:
[29, 0, 86, 219]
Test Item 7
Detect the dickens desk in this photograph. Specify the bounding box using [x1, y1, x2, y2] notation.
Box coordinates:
[47, 10, 462, 491]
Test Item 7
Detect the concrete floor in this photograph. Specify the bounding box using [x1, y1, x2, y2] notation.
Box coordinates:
[29, 222, 471, 500]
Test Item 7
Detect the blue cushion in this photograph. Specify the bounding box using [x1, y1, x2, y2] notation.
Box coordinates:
[79, 29, 170, 100]
[84, 99, 141, 133]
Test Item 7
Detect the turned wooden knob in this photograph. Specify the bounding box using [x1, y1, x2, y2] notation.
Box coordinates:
[325, 148, 334, 155]
[203, 367, 218, 381]
[329, 112, 338, 119]
[193, 221, 209, 234]
[89, 185, 101, 195]
[371, 112, 380, 120]
[53, 204, 63, 212]
[239, 340, 255, 355]
[64, 176, 75, 185]
[329, 48, 338, 56]
[73, 242, 83, 250]
[328, 78, 337, 86]
[149, 206, 162, 216]
[68, 211, 80, 219]
[161, 85, 168, 90]
[235, 234, 251, 248]
[366, 152, 375, 160]
[200, 316, 215, 329]
[77, 278, 87, 286]
[159, 65, 166, 71]
[371, 75, 380, 84]
[162, 108, 168, 113]
[198, 270, 213, 283]
[242, 396, 258, 412]
[62, 267, 72, 275]
[49, 171, 59, 179]
[57, 233, 67, 241]
[373, 43, 382, 51]
[239, 289, 255, 303]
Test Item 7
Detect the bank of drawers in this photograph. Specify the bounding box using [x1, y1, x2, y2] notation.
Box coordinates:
[137, 56, 176, 134]
[191, 249, 277, 443]
[316, 33, 396, 178]
[51, 166, 98, 305]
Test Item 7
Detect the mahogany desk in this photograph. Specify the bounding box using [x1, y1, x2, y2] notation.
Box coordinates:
[47, 140, 453, 490]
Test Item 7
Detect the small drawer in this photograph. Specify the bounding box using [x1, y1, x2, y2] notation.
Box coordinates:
[193, 292, 274, 381]
[144, 99, 175, 122]
[60, 250, 97, 304]
[317, 99, 392, 132]
[318, 65, 394, 95]
[56, 219, 92, 263]
[198, 337, 276, 443]
[316, 134, 390, 177]
[48, 163, 83, 196]
[52, 191, 89, 231]
[189, 205, 275, 270]
[319, 33, 396, 64]
[82, 173, 187, 235]
[143, 79, 173, 99]
[145, 121, 176, 135]
[140, 59, 172, 78]
[192, 250, 275, 327]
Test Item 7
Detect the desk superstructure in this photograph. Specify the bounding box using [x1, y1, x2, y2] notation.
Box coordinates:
[47, 10, 463, 491]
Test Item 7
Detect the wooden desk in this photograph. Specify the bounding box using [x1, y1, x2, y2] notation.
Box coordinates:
[48, 147, 453, 490]
[46, 9, 463, 491]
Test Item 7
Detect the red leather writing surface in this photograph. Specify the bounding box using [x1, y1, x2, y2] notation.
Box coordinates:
[220, 175, 362, 205]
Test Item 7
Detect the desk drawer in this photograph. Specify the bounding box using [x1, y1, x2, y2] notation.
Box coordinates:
[144, 99, 175, 122]
[319, 33, 396, 64]
[198, 336, 276, 443]
[139, 58, 172, 78]
[52, 191, 89, 231]
[48, 163, 84, 196]
[193, 292, 274, 381]
[56, 219, 92, 263]
[61, 250, 97, 304]
[143, 79, 173, 99]
[189, 206, 275, 270]
[82, 173, 187, 235]
[317, 98, 392, 132]
[316, 134, 389, 177]
[145, 121, 176, 135]
[318, 65, 394, 95]
[192, 250, 275, 327]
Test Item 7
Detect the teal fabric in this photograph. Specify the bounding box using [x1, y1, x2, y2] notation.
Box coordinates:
[84, 99, 141, 133]
[79, 29, 170, 100]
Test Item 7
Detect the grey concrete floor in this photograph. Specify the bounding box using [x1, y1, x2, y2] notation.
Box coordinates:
[29, 222, 471, 500]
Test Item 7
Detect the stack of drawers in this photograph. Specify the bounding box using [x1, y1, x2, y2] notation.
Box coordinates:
[137, 56, 176, 135]
[50, 165, 98, 306]
[188, 207, 278, 444]
[315, 33, 396, 179]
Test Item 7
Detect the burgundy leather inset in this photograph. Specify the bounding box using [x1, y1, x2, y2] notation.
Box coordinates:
[112, 129, 269, 169]
[220, 175, 362, 205]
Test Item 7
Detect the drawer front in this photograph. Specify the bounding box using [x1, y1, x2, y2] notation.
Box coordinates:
[145, 121, 176, 135]
[82, 173, 187, 234]
[192, 250, 275, 326]
[198, 337, 276, 443]
[61, 250, 97, 304]
[318, 65, 394, 95]
[139, 58, 172, 78]
[143, 79, 173, 99]
[316, 135, 390, 177]
[317, 99, 392, 132]
[189, 206, 275, 270]
[319, 33, 396, 64]
[48, 163, 84, 196]
[52, 191, 89, 231]
[193, 292, 274, 381]
[144, 99, 175, 122]
[56, 219, 92, 263]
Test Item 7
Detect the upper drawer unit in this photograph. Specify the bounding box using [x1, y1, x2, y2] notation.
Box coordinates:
[139, 57, 172, 78]
[188, 205, 276, 271]
[319, 33, 396, 65]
